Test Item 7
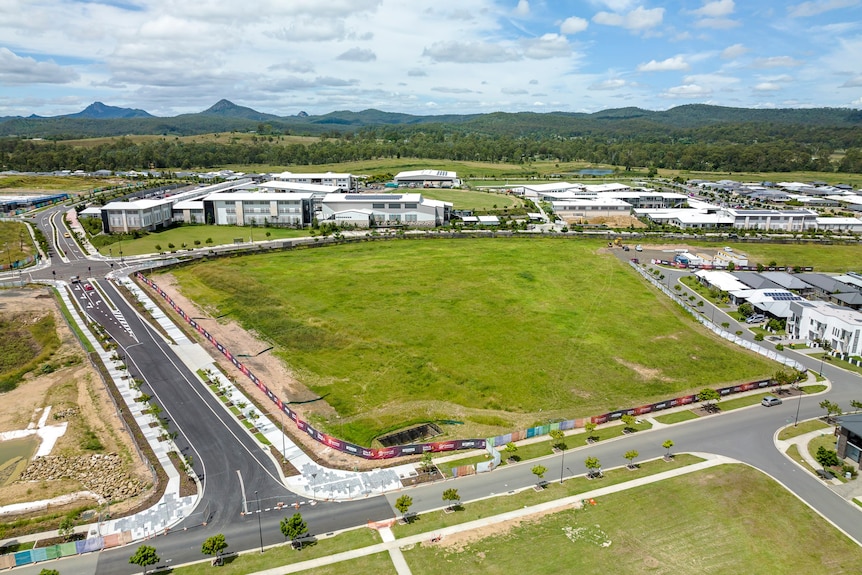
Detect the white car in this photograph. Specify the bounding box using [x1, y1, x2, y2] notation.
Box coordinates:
[635, 245, 643, 252]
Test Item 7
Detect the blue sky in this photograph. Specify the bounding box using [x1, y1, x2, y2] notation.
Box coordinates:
[1, 0, 862, 117]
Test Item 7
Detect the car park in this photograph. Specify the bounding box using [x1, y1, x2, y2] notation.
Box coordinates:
[761, 396, 782, 407]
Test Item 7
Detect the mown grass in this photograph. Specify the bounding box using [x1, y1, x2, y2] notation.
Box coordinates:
[778, 419, 831, 441]
[94, 225, 309, 256]
[653, 410, 699, 424]
[165, 238, 777, 446]
[394, 455, 704, 538]
[402, 464, 862, 574]
[408, 188, 522, 211]
[168, 528, 381, 575]
[298, 552, 397, 575]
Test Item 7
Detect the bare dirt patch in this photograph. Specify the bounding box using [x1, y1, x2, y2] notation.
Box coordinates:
[0, 287, 151, 512]
[614, 358, 667, 382]
[431, 506, 573, 552]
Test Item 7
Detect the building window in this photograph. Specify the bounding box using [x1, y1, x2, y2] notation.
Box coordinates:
[373, 203, 385, 209]
[404, 203, 418, 209]
[405, 214, 418, 222]
[389, 204, 401, 209]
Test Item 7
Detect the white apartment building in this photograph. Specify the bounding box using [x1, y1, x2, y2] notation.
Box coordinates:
[787, 300, 862, 356]
[202, 192, 314, 227]
[102, 198, 174, 233]
[320, 193, 452, 227]
[271, 171, 357, 191]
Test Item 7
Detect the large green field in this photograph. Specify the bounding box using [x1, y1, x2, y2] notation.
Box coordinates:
[402, 465, 862, 574]
[406, 188, 522, 211]
[165, 238, 776, 446]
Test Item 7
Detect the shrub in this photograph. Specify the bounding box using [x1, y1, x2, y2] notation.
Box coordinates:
[816, 446, 839, 468]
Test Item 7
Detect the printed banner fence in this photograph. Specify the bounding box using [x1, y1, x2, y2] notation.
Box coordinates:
[138, 272, 787, 461]
[0, 532, 132, 569]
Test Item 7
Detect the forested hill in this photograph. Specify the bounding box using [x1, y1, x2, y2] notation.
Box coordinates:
[1, 101, 860, 143]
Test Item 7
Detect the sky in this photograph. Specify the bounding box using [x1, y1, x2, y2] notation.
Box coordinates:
[2, 0, 862, 118]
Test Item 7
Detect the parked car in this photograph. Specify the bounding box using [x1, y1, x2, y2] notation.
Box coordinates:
[635, 245, 643, 251]
[745, 314, 765, 323]
[761, 396, 782, 407]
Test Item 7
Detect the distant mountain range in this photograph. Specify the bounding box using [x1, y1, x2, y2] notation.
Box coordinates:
[1, 99, 860, 140]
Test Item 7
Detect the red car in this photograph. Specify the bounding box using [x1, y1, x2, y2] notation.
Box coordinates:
[84, 284, 94, 291]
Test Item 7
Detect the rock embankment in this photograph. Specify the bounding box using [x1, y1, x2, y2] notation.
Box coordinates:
[18, 454, 146, 500]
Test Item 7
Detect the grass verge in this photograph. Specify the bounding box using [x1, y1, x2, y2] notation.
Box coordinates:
[393, 454, 703, 539]
[778, 419, 831, 441]
[653, 410, 698, 424]
[168, 527, 381, 575]
[401, 464, 862, 574]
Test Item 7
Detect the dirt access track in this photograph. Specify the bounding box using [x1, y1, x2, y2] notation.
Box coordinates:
[141, 274, 403, 471]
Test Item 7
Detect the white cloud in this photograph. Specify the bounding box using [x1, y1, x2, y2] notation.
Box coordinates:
[788, 0, 859, 18]
[502, 87, 529, 94]
[268, 60, 316, 74]
[522, 34, 572, 59]
[752, 56, 803, 68]
[721, 43, 748, 59]
[336, 48, 377, 62]
[662, 84, 713, 98]
[0, 48, 79, 85]
[407, 69, 427, 77]
[693, 0, 735, 17]
[754, 82, 782, 92]
[593, 6, 664, 31]
[514, 0, 530, 16]
[560, 16, 589, 34]
[589, 79, 628, 90]
[840, 75, 862, 87]
[637, 55, 689, 72]
[423, 40, 522, 63]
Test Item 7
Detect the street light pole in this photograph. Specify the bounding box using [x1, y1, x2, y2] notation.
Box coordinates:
[559, 446, 565, 484]
[794, 383, 803, 427]
[255, 490, 263, 553]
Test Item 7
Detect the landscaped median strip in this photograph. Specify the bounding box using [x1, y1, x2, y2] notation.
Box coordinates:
[235, 454, 729, 575]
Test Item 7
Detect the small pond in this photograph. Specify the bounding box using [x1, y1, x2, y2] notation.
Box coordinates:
[0, 435, 40, 486]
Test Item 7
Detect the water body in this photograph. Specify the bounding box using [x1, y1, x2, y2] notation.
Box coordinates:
[0, 435, 40, 486]
[579, 169, 614, 176]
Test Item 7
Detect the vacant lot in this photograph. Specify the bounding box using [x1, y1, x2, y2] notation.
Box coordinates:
[165, 238, 775, 446]
[721, 242, 862, 273]
[0, 221, 34, 266]
[0, 174, 125, 194]
[402, 464, 862, 574]
[408, 188, 522, 211]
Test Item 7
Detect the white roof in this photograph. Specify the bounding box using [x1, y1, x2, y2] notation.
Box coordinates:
[259, 181, 340, 193]
[826, 194, 862, 205]
[817, 217, 862, 225]
[80, 206, 102, 215]
[208, 191, 314, 202]
[331, 209, 373, 216]
[394, 169, 458, 181]
[584, 183, 630, 193]
[552, 198, 631, 207]
[520, 182, 585, 193]
[103, 198, 173, 210]
[172, 200, 204, 210]
[323, 193, 424, 203]
[694, 270, 749, 292]
[600, 191, 687, 199]
[477, 215, 500, 224]
[272, 171, 352, 179]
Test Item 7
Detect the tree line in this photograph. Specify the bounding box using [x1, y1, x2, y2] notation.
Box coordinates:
[2, 128, 862, 173]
